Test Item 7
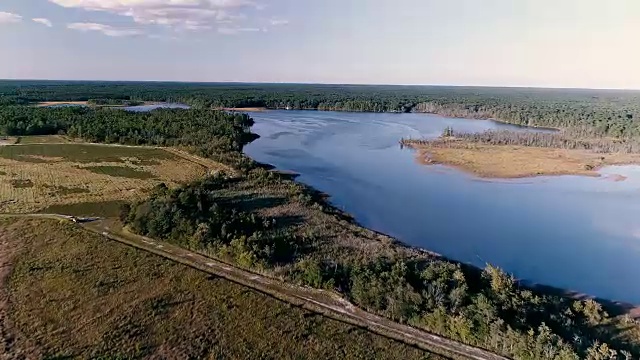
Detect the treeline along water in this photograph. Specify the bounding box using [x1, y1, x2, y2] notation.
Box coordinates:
[2, 80, 640, 137]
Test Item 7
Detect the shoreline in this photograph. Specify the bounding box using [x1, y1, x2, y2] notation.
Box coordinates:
[402, 140, 640, 179]
[245, 148, 640, 315]
[229, 106, 562, 131]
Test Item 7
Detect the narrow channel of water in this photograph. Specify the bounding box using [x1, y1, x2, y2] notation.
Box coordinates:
[244, 110, 640, 304]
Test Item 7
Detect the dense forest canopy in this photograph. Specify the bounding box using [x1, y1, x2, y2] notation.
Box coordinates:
[1, 80, 640, 136]
[0, 106, 255, 152]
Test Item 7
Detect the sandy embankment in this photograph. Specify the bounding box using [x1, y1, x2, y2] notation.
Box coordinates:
[216, 107, 267, 112]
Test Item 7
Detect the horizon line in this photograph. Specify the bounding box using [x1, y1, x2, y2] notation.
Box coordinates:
[1, 77, 639, 92]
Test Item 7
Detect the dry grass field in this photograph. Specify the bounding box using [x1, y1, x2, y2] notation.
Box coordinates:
[411, 140, 640, 179]
[0, 143, 224, 213]
[0, 218, 439, 359]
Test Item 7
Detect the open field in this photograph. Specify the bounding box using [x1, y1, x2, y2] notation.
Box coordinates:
[0, 218, 441, 359]
[217, 107, 268, 112]
[15, 135, 72, 144]
[0, 143, 223, 213]
[407, 140, 640, 178]
[34, 101, 88, 107]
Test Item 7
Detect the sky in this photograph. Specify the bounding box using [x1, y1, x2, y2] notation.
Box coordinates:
[0, 0, 639, 89]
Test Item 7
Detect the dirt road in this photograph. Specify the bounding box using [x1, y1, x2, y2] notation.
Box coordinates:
[0, 213, 508, 360]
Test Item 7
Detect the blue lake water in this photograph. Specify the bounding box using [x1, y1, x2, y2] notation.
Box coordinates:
[244, 110, 640, 304]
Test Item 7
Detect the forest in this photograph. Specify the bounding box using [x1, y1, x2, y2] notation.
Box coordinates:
[0, 105, 257, 168]
[2, 80, 640, 137]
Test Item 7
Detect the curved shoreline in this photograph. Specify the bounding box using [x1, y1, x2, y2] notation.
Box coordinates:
[246, 149, 640, 316]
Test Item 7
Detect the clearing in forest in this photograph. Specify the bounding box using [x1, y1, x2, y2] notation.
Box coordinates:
[0, 143, 223, 213]
[16, 135, 73, 144]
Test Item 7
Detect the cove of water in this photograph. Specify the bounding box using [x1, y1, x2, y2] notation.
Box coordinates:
[244, 110, 640, 304]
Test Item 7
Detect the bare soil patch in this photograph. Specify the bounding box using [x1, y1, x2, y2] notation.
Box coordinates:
[35, 101, 88, 107]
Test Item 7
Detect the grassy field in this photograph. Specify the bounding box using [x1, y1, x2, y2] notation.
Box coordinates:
[408, 140, 640, 179]
[1, 218, 441, 359]
[0, 144, 221, 213]
[15, 135, 72, 144]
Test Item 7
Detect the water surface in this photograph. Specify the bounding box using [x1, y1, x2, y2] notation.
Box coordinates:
[244, 110, 640, 303]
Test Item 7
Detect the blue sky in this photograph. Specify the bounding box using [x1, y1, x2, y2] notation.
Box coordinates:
[0, 0, 639, 89]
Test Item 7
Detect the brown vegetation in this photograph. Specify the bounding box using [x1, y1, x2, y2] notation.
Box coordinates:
[405, 138, 640, 179]
[0, 144, 220, 213]
[35, 101, 88, 107]
[1, 218, 438, 359]
[216, 107, 267, 112]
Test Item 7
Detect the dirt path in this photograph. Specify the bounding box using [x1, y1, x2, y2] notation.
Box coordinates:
[0, 213, 506, 359]
[80, 219, 507, 360]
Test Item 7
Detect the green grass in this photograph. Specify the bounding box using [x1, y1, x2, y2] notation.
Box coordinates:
[83, 165, 156, 180]
[16, 135, 71, 144]
[3, 218, 441, 359]
[0, 144, 171, 164]
[38, 200, 127, 217]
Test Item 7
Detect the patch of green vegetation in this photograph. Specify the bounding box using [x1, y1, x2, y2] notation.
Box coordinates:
[0, 170, 6, 175]
[16, 135, 71, 144]
[39, 200, 127, 217]
[83, 165, 155, 180]
[0, 144, 172, 164]
[9, 179, 34, 188]
[4, 218, 438, 360]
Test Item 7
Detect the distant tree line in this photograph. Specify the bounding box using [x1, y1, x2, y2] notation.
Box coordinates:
[2, 80, 640, 137]
[0, 105, 257, 168]
[402, 130, 640, 153]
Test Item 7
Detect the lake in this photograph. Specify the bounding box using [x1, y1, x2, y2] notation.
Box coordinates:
[244, 110, 640, 304]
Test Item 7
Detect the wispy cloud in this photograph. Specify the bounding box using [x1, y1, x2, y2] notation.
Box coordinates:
[33, 18, 53, 27]
[217, 26, 261, 35]
[0, 11, 22, 24]
[67, 22, 143, 37]
[49, 0, 260, 31]
[269, 18, 288, 26]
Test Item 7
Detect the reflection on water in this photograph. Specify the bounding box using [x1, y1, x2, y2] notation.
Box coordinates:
[244, 110, 640, 303]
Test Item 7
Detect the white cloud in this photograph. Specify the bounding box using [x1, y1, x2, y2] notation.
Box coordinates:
[217, 26, 260, 35]
[67, 22, 143, 37]
[0, 11, 22, 24]
[269, 18, 288, 26]
[48, 0, 259, 31]
[33, 18, 53, 27]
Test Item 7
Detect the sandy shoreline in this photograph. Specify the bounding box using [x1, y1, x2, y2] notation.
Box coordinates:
[217, 107, 267, 112]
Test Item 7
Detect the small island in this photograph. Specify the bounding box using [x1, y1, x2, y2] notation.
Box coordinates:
[401, 130, 640, 179]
